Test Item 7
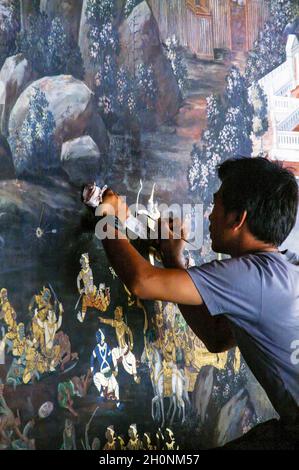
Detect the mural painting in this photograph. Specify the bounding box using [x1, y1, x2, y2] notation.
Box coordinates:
[0, 0, 298, 450]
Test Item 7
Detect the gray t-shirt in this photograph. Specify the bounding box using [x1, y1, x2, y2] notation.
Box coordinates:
[187, 250, 299, 421]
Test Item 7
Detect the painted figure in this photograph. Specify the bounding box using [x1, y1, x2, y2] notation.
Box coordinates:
[54, 331, 79, 371]
[28, 287, 55, 351]
[102, 425, 117, 451]
[61, 419, 76, 450]
[57, 373, 91, 417]
[0, 288, 18, 350]
[36, 308, 63, 371]
[163, 428, 179, 450]
[126, 423, 142, 450]
[99, 306, 140, 384]
[22, 340, 48, 384]
[142, 432, 155, 450]
[77, 253, 110, 323]
[90, 328, 120, 407]
[0, 382, 27, 449]
[11, 419, 36, 450]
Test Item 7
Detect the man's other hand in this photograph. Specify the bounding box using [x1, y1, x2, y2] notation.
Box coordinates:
[98, 189, 131, 225]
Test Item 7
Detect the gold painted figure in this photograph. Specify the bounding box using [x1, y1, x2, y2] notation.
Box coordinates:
[163, 428, 179, 450]
[102, 425, 117, 450]
[36, 308, 63, 371]
[23, 341, 48, 384]
[77, 254, 110, 323]
[99, 306, 140, 384]
[126, 424, 142, 450]
[28, 287, 54, 351]
[142, 432, 155, 450]
[0, 288, 18, 347]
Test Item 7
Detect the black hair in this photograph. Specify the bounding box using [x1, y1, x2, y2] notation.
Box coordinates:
[217, 157, 298, 246]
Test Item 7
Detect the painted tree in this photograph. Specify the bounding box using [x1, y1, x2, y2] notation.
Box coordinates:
[10, 87, 58, 174]
[18, 13, 84, 79]
[19, 0, 40, 32]
[250, 82, 269, 152]
[0, 2, 20, 69]
[245, 0, 296, 84]
[135, 63, 157, 112]
[96, 58, 157, 128]
[85, 0, 118, 66]
[188, 67, 255, 261]
[164, 35, 188, 95]
[188, 94, 225, 212]
[224, 66, 254, 157]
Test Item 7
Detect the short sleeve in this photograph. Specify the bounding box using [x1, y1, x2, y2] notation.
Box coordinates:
[186, 256, 262, 326]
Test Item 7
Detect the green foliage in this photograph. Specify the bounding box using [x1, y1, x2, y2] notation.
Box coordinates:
[0, 2, 20, 69]
[17, 12, 85, 79]
[9, 87, 59, 174]
[245, 0, 295, 83]
[95, 56, 157, 128]
[164, 35, 188, 95]
[86, 0, 119, 65]
[250, 82, 269, 139]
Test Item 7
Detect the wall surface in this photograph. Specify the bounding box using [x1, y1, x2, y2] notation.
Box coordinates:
[0, 0, 297, 451]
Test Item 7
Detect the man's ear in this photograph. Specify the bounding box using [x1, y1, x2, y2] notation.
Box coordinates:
[232, 210, 247, 231]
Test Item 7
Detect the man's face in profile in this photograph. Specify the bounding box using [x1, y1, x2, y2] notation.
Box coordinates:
[209, 186, 236, 255]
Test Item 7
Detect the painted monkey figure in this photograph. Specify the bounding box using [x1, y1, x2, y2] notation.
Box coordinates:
[77, 253, 110, 323]
[54, 331, 79, 371]
[99, 306, 140, 384]
[90, 329, 120, 407]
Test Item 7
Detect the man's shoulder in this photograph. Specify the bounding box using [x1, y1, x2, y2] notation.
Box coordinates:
[281, 249, 299, 266]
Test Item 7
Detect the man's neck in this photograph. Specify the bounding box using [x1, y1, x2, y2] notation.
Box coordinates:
[229, 245, 279, 258]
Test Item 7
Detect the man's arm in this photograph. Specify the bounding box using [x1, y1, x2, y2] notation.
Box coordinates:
[102, 235, 235, 352]
[161, 250, 236, 353]
[99, 192, 235, 352]
[101, 235, 202, 306]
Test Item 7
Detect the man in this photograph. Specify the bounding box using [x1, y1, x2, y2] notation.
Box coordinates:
[96, 157, 299, 448]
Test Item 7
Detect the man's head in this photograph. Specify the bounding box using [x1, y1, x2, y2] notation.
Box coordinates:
[209, 157, 298, 255]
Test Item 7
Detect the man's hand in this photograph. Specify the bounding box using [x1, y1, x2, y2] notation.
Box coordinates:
[155, 217, 189, 269]
[98, 189, 131, 225]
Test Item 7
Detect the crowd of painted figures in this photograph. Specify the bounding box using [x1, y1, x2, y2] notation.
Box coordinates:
[0, 247, 241, 449]
[0, 383, 179, 451]
[0, 285, 79, 388]
[63, 419, 180, 451]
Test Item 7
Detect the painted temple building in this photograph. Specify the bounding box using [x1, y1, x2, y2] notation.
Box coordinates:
[148, 0, 270, 58]
[258, 34, 299, 177]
